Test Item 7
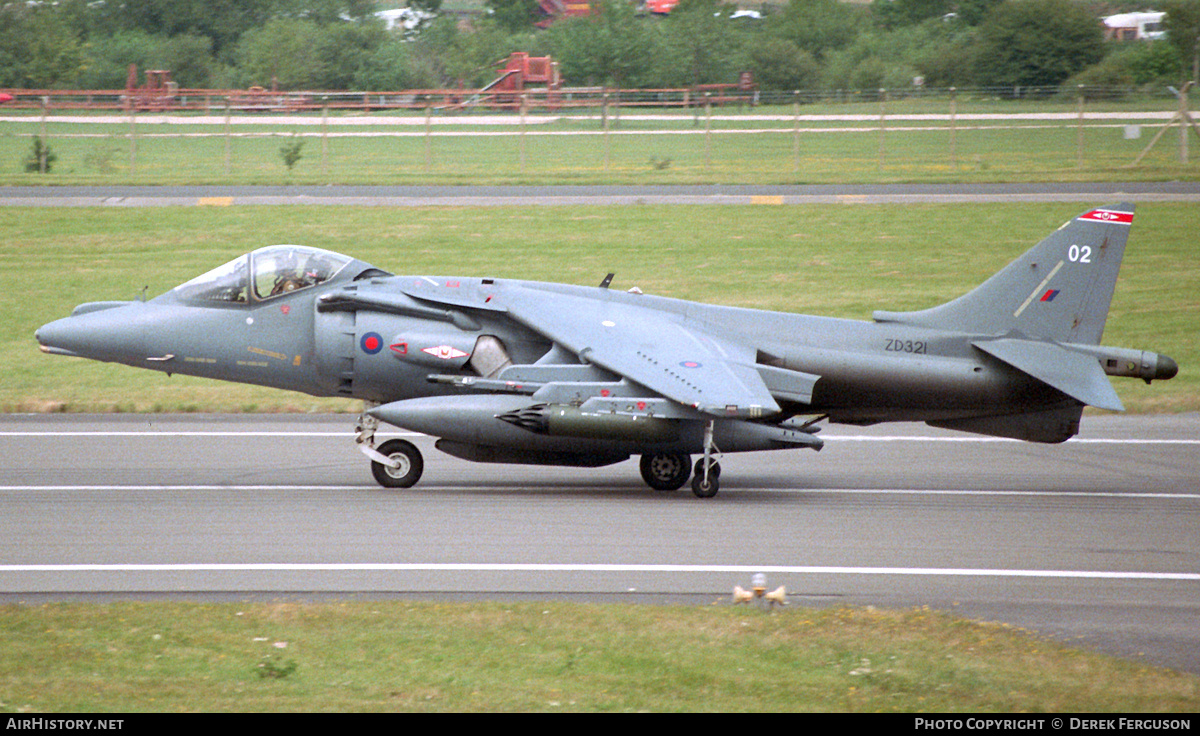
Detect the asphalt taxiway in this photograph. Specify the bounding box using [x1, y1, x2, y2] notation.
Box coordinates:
[2, 182, 1200, 207]
[1, 412, 1197, 674]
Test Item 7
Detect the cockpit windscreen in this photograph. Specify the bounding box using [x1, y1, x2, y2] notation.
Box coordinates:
[252, 246, 350, 300]
[173, 246, 351, 304]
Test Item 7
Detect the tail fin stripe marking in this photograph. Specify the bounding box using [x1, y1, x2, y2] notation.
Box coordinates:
[1079, 209, 1133, 225]
[1013, 260, 1064, 319]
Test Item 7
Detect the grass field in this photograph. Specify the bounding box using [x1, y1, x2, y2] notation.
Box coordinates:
[1, 601, 1196, 712]
[3, 201, 1194, 414]
[2, 98, 1197, 185]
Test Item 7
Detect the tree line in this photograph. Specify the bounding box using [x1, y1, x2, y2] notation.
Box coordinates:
[2, 0, 1198, 94]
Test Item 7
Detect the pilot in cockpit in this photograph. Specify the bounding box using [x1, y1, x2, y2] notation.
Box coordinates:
[266, 249, 344, 296]
[174, 245, 351, 304]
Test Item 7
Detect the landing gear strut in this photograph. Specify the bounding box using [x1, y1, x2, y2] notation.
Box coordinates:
[690, 420, 721, 498]
[357, 403, 424, 489]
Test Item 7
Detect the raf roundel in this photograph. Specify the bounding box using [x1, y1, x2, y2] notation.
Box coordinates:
[360, 332, 384, 354]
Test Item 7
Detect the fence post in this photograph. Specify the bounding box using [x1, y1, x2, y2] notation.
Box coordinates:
[1077, 85, 1085, 169]
[1181, 81, 1192, 165]
[1130, 81, 1198, 166]
[704, 92, 712, 172]
[602, 92, 611, 171]
[39, 97, 49, 174]
[793, 90, 801, 174]
[224, 98, 232, 176]
[878, 88, 887, 171]
[128, 105, 137, 176]
[425, 101, 433, 174]
[949, 87, 957, 170]
[520, 92, 527, 175]
[321, 98, 329, 180]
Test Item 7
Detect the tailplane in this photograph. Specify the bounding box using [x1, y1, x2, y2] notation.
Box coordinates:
[874, 203, 1135, 345]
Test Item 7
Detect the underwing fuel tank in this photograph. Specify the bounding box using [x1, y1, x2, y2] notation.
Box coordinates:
[368, 394, 823, 454]
[367, 394, 680, 445]
[368, 394, 577, 447]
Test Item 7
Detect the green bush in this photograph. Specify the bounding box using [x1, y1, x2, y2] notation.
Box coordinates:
[23, 136, 56, 173]
[279, 136, 304, 171]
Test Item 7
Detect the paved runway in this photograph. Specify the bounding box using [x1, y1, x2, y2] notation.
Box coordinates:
[2, 182, 1200, 207]
[1, 412, 1197, 674]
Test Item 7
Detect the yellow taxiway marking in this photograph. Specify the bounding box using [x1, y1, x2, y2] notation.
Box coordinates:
[750, 195, 784, 205]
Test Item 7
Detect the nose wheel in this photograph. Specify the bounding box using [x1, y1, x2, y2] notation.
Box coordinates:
[369, 438, 424, 489]
[357, 404, 424, 489]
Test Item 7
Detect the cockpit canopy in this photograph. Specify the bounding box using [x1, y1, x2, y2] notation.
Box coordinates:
[173, 245, 353, 304]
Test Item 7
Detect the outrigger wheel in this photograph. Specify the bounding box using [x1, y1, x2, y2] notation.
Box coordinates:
[691, 458, 720, 498]
[370, 438, 424, 488]
[689, 419, 722, 498]
[639, 452, 691, 491]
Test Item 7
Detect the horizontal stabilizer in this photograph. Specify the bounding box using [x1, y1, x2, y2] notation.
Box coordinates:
[972, 338, 1124, 412]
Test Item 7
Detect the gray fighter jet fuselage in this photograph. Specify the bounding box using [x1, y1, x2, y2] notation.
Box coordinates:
[36, 205, 1178, 496]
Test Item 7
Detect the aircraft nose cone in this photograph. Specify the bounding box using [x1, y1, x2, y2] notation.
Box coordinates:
[36, 317, 84, 357]
[1156, 354, 1179, 381]
[36, 302, 148, 361]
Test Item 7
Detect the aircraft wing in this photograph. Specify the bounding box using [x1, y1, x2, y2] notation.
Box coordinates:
[502, 288, 781, 418]
[394, 281, 781, 418]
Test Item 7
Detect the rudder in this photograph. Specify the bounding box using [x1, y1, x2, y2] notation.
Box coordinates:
[874, 203, 1135, 345]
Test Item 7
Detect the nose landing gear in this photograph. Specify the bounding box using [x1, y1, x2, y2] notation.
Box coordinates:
[370, 438, 424, 488]
[357, 404, 424, 489]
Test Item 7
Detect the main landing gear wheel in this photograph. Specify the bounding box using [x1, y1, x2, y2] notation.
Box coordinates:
[370, 438, 424, 488]
[691, 458, 721, 498]
[640, 452, 691, 491]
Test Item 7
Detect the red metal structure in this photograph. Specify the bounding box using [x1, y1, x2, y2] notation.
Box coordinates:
[468, 52, 562, 108]
[494, 53, 560, 94]
[536, 0, 594, 26]
[124, 65, 177, 111]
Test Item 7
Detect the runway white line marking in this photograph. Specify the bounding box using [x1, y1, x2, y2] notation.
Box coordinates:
[1, 431, 1196, 444]
[2, 485, 1197, 499]
[0, 431, 420, 437]
[1, 563, 1196, 581]
[825, 436, 1200, 444]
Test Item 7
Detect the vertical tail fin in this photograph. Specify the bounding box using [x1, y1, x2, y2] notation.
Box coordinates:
[873, 203, 1135, 345]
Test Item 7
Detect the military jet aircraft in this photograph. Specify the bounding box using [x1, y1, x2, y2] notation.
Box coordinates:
[36, 203, 1177, 497]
